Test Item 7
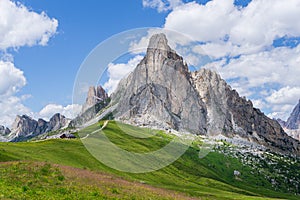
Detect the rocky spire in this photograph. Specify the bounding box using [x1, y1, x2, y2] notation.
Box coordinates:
[82, 85, 108, 113]
[111, 33, 207, 134]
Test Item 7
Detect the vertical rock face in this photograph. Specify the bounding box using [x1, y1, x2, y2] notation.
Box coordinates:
[82, 86, 108, 113]
[286, 100, 300, 129]
[277, 100, 300, 141]
[48, 113, 70, 131]
[192, 69, 231, 136]
[70, 85, 110, 127]
[192, 69, 300, 154]
[112, 33, 207, 134]
[10, 115, 38, 138]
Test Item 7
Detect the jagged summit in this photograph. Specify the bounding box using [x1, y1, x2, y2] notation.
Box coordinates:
[147, 33, 169, 52]
[112, 33, 207, 134]
[82, 85, 108, 113]
[110, 33, 300, 156]
[6, 113, 70, 142]
[277, 100, 300, 141]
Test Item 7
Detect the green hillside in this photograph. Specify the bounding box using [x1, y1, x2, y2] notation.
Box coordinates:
[0, 121, 299, 199]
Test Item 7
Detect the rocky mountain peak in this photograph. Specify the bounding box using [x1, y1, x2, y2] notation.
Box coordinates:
[286, 99, 300, 129]
[82, 85, 108, 113]
[144, 34, 187, 74]
[49, 113, 70, 131]
[112, 33, 207, 134]
[110, 33, 300, 156]
[10, 115, 38, 138]
[6, 113, 70, 142]
[276, 99, 300, 141]
[147, 33, 169, 54]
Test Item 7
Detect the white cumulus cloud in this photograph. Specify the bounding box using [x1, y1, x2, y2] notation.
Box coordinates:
[0, 60, 26, 96]
[0, 0, 58, 50]
[38, 104, 82, 121]
[0, 0, 59, 126]
[142, 0, 183, 12]
[164, 0, 300, 52]
[0, 95, 32, 127]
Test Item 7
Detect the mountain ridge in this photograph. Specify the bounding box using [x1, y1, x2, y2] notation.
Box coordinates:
[5, 113, 70, 142]
[109, 33, 300, 156]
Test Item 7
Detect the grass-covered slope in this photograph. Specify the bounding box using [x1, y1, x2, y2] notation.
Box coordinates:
[0, 162, 194, 200]
[0, 121, 299, 199]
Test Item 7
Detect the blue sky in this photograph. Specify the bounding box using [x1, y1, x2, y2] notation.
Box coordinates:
[12, 0, 167, 110]
[1, 0, 300, 126]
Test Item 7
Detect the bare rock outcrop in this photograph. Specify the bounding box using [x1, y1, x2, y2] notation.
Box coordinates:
[82, 86, 108, 113]
[70, 85, 110, 127]
[111, 33, 207, 134]
[276, 100, 300, 141]
[108, 33, 300, 156]
[192, 69, 300, 155]
[286, 100, 300, 130]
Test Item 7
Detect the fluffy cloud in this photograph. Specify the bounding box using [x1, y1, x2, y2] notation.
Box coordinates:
[142, 0, 183, 12]
[212, 45, 300, 88]
[258, 87, 300, 120]
[165, 0, 238, 43]
[0, 0, 59, 126]
[203, 45, 300, 119]
[104, 55, 144, 94]
[0, 61, 29, 126]
[0, 0, 58, 50]
[38, 104, 82, 121]
[0, 61, 26, 96]
[0, 95, 32, 126]
[165, 0, 300, 51]
[266, 87, 300, 105]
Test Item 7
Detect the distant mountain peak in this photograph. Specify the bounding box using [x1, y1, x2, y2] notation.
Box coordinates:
[286, 99, 300, 129]
[6, 113, 70, 142]
[82, 85, 108, 113]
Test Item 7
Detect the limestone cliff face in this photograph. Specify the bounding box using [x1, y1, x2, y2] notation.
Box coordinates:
[48, 113, 70, 131]
[109, 33, 300, 156]
[276, 100, 300, 142]
[192, 69, 300, 155]
[111, 33, 207, 134]
[70, 85, 110, 127]
[9, 115, 38, 139]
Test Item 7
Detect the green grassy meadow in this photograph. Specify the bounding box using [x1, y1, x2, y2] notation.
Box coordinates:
[0, 121, 298, 199]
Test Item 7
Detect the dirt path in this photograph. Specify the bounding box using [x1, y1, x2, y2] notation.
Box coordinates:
[81, 120, 109, 140]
